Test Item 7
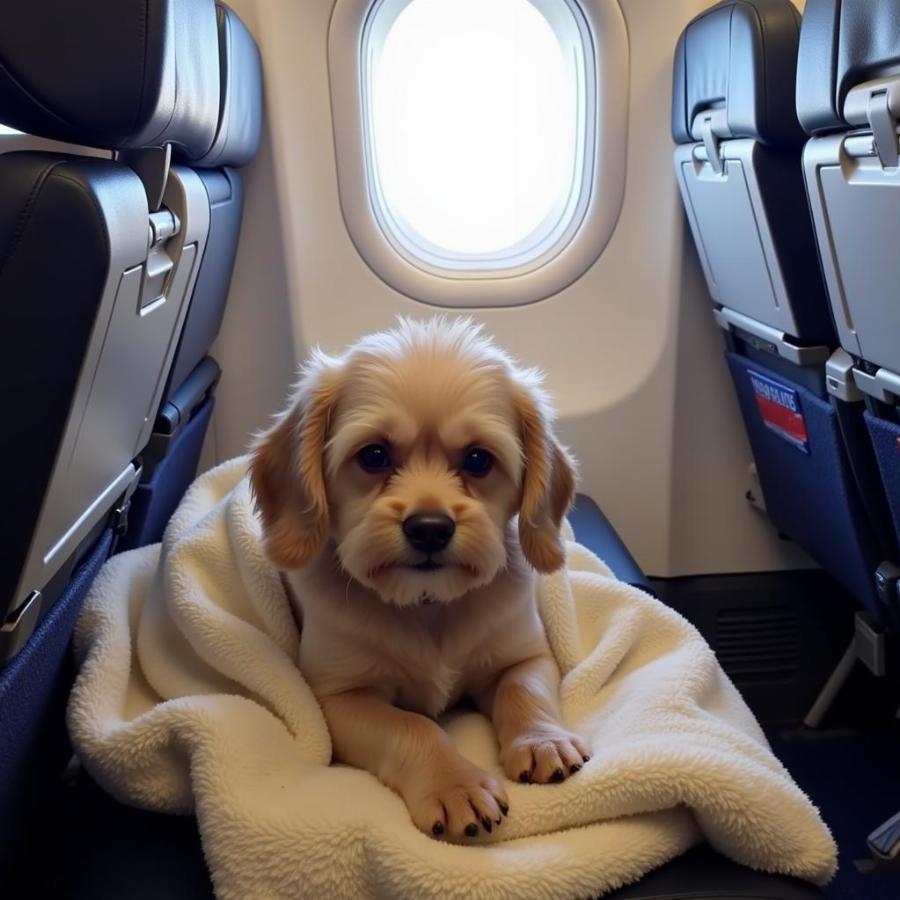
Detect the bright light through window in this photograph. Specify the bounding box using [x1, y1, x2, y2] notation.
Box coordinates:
[363, 0, 593, 271]
[0, 123, 22, 136]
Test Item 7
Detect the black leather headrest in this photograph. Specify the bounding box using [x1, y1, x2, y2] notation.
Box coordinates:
[187, 2, 263, 169]
[797, 0, 900, 135]
[672, 0, 805, 147]
[0, 0, 220, 160]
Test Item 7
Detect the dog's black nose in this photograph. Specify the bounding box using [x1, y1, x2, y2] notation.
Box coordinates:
[403, 513, 455, 554]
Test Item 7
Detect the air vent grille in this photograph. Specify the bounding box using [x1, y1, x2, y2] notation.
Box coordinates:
[714, 606, 801, 684]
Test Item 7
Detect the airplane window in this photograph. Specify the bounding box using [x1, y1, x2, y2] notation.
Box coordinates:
[364, 0, 591, 271]
[329, 0, 627, 306]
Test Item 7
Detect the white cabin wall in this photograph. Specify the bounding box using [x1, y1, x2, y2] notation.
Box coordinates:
[211, 0, 811, 578]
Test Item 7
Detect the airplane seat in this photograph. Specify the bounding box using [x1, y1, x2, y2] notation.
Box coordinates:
[119, 1, 263, 552]
[7, 497, 824, 900]
[672, 0, 896, 622]
[798, 0, 900, 601]
[0, 0, 222, 877]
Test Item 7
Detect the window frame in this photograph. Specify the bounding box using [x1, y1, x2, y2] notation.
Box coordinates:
[328, 0, 628, 308]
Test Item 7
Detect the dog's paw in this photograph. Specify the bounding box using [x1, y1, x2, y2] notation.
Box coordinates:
[403, 760, 509, 842]
[501, 728, 591, 784]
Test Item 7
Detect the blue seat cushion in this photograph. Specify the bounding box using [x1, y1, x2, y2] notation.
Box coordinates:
[9, 762, 823, 899]
[3, 497, 821, 898]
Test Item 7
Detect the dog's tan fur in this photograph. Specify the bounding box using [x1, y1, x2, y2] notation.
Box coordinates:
[250, 318, 588, 842]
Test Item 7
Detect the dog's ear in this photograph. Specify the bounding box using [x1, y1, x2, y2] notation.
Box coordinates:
[249, 353, 344, 570]
[513, 377, 577, 573]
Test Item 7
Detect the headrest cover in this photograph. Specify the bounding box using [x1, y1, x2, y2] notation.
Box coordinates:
[187, 3, 263, 169]
[0, 0, 220, 159]
[672, 0, 805, 147]
[797, 0, 900, 135]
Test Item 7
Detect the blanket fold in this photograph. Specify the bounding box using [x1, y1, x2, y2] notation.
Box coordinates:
[68, 457, 836, 900]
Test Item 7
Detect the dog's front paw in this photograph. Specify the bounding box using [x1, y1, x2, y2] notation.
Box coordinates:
[403, 759, 509, 842]
[501, 728, 591, 784]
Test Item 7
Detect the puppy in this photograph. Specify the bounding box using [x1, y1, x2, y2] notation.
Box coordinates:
[250, 317, 588, 842]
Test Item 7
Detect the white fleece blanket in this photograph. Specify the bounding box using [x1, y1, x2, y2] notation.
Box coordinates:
[68, 457, 837, 899]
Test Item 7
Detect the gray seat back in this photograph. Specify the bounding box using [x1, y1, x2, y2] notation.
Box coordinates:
[0, 0, 221, 663]
[799, 0, 900, 396]
[672, 0, 833, 350]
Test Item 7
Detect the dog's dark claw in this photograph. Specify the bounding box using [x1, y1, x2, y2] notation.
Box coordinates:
[495, 817, 503, 826]
[582, 755, 591, 763]
[432, 821, 444, 836]
[518, 771, 531, 784]
[499, 801, 509, 816]
[465, 823, 479, 838]
[550, 768, 565, 783]
[570, 763, 582, 774]
[481, 816, 492, 833]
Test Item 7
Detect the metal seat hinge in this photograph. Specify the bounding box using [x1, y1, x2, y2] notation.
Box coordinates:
[699, 113, 724, 175]
[867, 90, 900, 169]
[109, 464, 143, 550]
[0, 590, 43, 665]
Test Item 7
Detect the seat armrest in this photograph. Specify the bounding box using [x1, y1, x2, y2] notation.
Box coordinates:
[567, 495, 655, 597]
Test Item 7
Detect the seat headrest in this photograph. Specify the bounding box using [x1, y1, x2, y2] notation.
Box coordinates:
[185, 2, 263, 169]
[672, 0, 805, 148]
[0, 0, 220, 160]
[797, 0, 900, 135]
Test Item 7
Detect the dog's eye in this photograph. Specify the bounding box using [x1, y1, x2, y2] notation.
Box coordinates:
[357, 443, 392, 472]
[461, 448, 493, 477]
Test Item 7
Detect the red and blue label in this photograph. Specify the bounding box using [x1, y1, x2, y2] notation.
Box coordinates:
[748, 371, 809, 454]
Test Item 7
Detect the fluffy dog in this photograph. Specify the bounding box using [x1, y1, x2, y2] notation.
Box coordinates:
[250, 317, 588, 842]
